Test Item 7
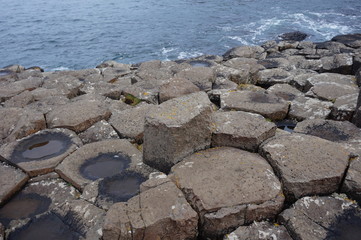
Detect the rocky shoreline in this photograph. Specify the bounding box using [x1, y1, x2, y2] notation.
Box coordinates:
[1, 33, 361, 240]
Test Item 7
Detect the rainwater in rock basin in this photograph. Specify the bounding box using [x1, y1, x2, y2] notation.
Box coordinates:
[276, 120, 297, 133]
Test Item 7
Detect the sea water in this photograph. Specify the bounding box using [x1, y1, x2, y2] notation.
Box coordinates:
[0, 0, 360, 71]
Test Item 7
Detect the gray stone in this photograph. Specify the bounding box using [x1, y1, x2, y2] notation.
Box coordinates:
[321, 53, 353, 74]
[46, 98, 111, 133]
[143, 92, 213, 173]
[109, 103, 154, 143]
[3, 90, 34, 108]
[0, 77, 43, 102]
[134, 60, 173, 82]
[223, 57, 265, 83]
[212, 77, 238, 90]
[122, 84, 160, 105]
[56, 139, 149, 190]
[169, 147, 284, 238]
[224, 221, 292, 240]
[78, 120, 119, 144]
[0, 222, 4, 240]
[353, 54, 361, 75]
[278, 41, 299, 51]
[79, 81, 122, 100]
[103, 181, 198, 240]
[0, 107, 46, 143]
[223, 46, 266, 60]
[175, 67, 215, 91]
[42, 75, 83, 98]
[0, 128, 82, 177]
[330, 93, 358, 121]
[266, 83, 304, 101]
[220, 90, 289, 120]
[256, 68, 293, 86]
[212, 111, 276, 152]
[287, 55, 323, 71]
[213, 65, 255, 85]
[0, 162, 29, 205]
[159, 77, 200, 103]
[257, 58, 290, 69]
[25, 95, 69, 114]
[97, 60, 131, 69]
[260, 134, 349, 200]
[279, 195, 361, 240]
[342, 157, 361, 202]
[332, 33, 361, 48]
[289, 72, 318, 91]
[101, 66, 132, 81]
[289, 95, 333, 121]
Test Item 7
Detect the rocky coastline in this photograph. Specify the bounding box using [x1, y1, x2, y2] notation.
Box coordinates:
[1, 33, 361, 240]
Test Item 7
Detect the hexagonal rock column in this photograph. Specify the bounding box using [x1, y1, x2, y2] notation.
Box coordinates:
[0, 162, 28, 205]
[169, 147, 284, 239]
[103, 181, 198, 240]
[279, 195, 361, 240]
[288, 95, 333, 121]
[56, 139, 152, 191]
[260, 134, 349, 200]
[220, 90, 289, 120]
[159, 77, 200, 103]
[46, 98, 111, 133]
[212, 111, 277, 152]
[0, 128, 82, 177]
[143, 92, 213, 173]
[224, 221, 292, 240]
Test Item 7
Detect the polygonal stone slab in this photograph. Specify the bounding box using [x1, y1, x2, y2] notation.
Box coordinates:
[103, 181, 198, 240]
[175, 67, 216, 91]
[0, 128, 82, 177]
[279, 195, 361, 240]
[0, 162, 29, 205]
[143, 92, 213, 173]
[109, 103, 155, 143]
[221, 90, 289, 120]
[46, 98, 111, 133]
[289, 95, 333, 121]
[78, 120, 119, 144]
[159, 77, 200, 103]
[42, 75, 83, 98]
[224, 221, 292, 240]
[256, 68, 293, 87]
[260, 134, 349, 200]
[342, 157, 361, 203]
[332, 33, 361, 48]
[223, 45, 266, 60]
[56, 139, 151, 190]
[266, 83, 304, 101]
[330, 93, 358, 121]
[212, 111, 277, 152]
[169, 147, 284, 238]
[320, 53, 353, 74]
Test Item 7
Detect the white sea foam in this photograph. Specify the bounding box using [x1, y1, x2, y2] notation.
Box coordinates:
[50, 66, 71, 71]
[177, 51, 203, 60]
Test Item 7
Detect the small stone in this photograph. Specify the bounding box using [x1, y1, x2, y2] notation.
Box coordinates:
[212, 111, 276, 152]
[143, 92, 213, 173]
[78, 120, 119, 144]
[260, 134, 349, 200]
[220, 90, 289, 120]
[159, 77, 200, 103]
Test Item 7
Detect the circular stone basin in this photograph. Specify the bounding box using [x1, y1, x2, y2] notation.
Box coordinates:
[98, 172, 147, 202]
[276, 120, 297, 133]
[7, 213, 81, 240]
[189, 60, 212, 67]
[0, 193, 51, 227]
[10, 132, 73, 164]
[79, 153, 131, 180]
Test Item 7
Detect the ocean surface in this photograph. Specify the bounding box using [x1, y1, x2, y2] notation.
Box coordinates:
[0, 0, 360, 71]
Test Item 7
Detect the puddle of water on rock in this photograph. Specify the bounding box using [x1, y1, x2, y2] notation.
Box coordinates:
[0, 193, 51, 227]
[98, 172, 146, 202]
[11, 132, 72, 164]
[7, 213, 81, 240]
[79, 153, 131, 180]
[326, 209, 361, 240]
[276, 120, 297, 133]
[189, 60, 212, 67]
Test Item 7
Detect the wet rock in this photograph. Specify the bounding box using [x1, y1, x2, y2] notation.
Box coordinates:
[109, 103, 154, 143]
[332, 33, 361, 48]
[223, 45, 266, 60]
[56, 139, 149, 190]
[143, 92, 213, 173]
[175, 67, 215, 91]
[159, 77, 200, 103]
[305, 73, 358, 101]
[103, 180, 198, 240]
[266, 83, 304, 101]
[279, 31, 308, 41]
[256, 68, 293, 87]
[220, 90, 289, 120]
[46, 98, 111, 133]
[320, 53, 353, 74]
[279, 195, 361, 240]
[275, 120, 297, 134]
[330, 93, 358, 121]
[0, 128, 82, 177]
[289, 95, 333, 120]
[169, 147, 284, 238]
[212, 111, 276, 152]
[2, 65, 25, 73]
[260, 134, 349, 200]
[0, 107, 46, 143]
[0, 162, 28, 205]
[42, 75, 83, 98]
[78, 120, 119, 144]
[224, 221, 292, 240]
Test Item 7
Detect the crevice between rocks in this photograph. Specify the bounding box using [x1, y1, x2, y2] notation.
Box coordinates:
[338, 155, 353, 193]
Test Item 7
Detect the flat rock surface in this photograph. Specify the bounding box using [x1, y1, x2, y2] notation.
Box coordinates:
[0, 162, 28, 205]
[221, 90, 289, 120]
[260, 134, 349, 200]
[331, 93, 358, 121]
[266, 83, 304, 101]
[0, 128, 82, 177]
[169, 147, 284, 238]
[279, 195, 361, 240]
[289, 95, 333, 120]
[175, 66, 215, 91]
[212, 111, 276, 151]
[159, 77, 200, 103]
[78, 120, 119, 144]
[46, 98, 111, 133]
